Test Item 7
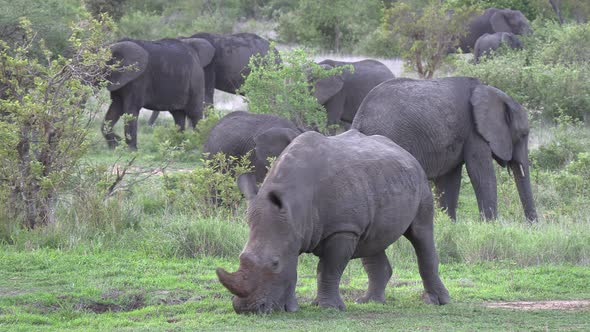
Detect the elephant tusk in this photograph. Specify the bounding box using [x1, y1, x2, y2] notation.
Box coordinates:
[519, 164, 525, 177]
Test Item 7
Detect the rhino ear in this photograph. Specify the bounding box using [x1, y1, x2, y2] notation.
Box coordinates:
[313, 65, 345, 105]
[182, 38, 215, 67]
[108, 41, 148, 91]
[490, 11, 512, 33]
[237, 173, 258, 201]
[254, 127, 299, 166]
[471, 85, 513, 161]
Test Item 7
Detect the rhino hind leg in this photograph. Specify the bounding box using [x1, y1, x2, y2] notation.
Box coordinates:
[403, 201, 450, 305]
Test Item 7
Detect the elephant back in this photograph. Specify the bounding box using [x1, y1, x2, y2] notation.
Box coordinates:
[352, 77, 477, 178]
[203, 111, 299, 161]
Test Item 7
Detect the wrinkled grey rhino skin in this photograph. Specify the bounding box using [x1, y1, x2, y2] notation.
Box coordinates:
[313, 59, 395, 128]
[352, 77, 537, 221]
[104, 37, 214, 149]
[202, 111, 302, 183]
[217, 130, 450, 314]
[473, 32, 523, 63]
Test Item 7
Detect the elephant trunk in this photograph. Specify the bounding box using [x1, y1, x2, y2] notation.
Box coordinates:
[509, 161, 537, 221]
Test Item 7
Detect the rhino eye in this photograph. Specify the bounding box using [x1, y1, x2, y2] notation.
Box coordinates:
[271, 257, 280, 271]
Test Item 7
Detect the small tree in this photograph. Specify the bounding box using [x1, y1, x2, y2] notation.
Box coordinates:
[383, 1, 476, 78]
[238, 47, 346, 132]
[0, 16, 114, 228]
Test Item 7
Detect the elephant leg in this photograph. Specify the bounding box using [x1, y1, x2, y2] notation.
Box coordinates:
[464, 134, 497, 220]
[355, 251, 392, 304]
[433, 164, 463, 220]
[312, 232, 357, 310]
[148, 111, 159, 126]
[102, 94, 123, 149]
[170, 110, 186, 131]
[404, 199, 450, 305]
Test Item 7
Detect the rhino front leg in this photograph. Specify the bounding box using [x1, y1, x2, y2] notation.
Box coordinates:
[312, 232, 358, 310]
[355, 251, 392, 304]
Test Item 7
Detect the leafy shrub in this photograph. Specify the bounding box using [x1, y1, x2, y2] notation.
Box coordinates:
[85, 0, 128, 21]
[239, 47, 346, 131]
[382, 1, 477, 78]
[353, 27, 402, 58]
[163, 152, 252, 216]
[117, 0, 237, 39]
[454, 21, 590, 121]
[530, 117, 589, 170]
[0, 0, 85, 58]
[0, 16, 114, 229]
[276, 0, 382, 53]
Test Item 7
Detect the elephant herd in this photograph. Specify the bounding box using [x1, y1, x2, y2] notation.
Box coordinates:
[102, 7, 536, 315]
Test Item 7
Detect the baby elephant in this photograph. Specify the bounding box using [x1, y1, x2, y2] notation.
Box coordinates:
[474, 32, 523, 63]
[217, 129, 449, 314]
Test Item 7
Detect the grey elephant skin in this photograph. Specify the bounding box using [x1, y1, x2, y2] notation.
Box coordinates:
[313, 59, 395, 128]
[352, 77, 537, 221]
[203, 111, 301, 183]
[217, 129, 450, 314]
[459, 8, 531, 52]
[148, 32, 278, 126]
[474, 32, 523, 63]
[104, 37, 214, 149]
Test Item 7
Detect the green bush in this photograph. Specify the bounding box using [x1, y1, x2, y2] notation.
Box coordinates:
[239, 47, 347, 131]
[530, 118, 589, 170]
[163, 152, 252, 216]
[0, 16, 114, 229]
[454, 21, 590, 121]
[353, 27, 402, 58]
[117, 0, 238, 39]
[0, 0, 85, 57]
[276, 0, 382, 53]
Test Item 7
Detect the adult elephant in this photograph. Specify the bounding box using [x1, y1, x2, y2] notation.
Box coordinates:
[474, 32, 523, 63]
[458, 8, 531, 52]
[148, 33, 277, 126]
[104, 37, 215, 149]
[313, 59, 395, 128]
[203, 111, 302, 183]
[352, 77, 537, 221]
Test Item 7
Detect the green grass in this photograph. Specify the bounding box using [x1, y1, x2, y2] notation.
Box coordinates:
[0, 248, 589, 331]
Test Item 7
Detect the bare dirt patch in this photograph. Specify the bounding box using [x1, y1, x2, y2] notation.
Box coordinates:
[484, 300, 590, 311]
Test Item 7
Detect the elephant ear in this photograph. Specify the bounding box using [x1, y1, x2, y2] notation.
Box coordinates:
[470, 85, 513, 161]
[313, 65, 345, 105]
[254, 127, 300, 166]
[490, 11, 512, 33]
[182, 38, 215, 67]
[107, 41, 148, 91]
[237, 173, 258, 201]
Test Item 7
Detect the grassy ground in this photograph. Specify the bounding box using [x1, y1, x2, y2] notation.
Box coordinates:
[1, 248, 589, 331]
[1, 114, 589, 331]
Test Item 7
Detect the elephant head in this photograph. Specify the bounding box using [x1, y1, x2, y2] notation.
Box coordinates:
[218, 173, 300, 314]
[471, 85, 537, 220]
[491, 9, 532, 36]
[501, 32, 523, 49]
[107, 41, 149, 92]
[181, 38, 215, 67]
[312, 64, 345, 105]
[250, 127, 300, 182]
